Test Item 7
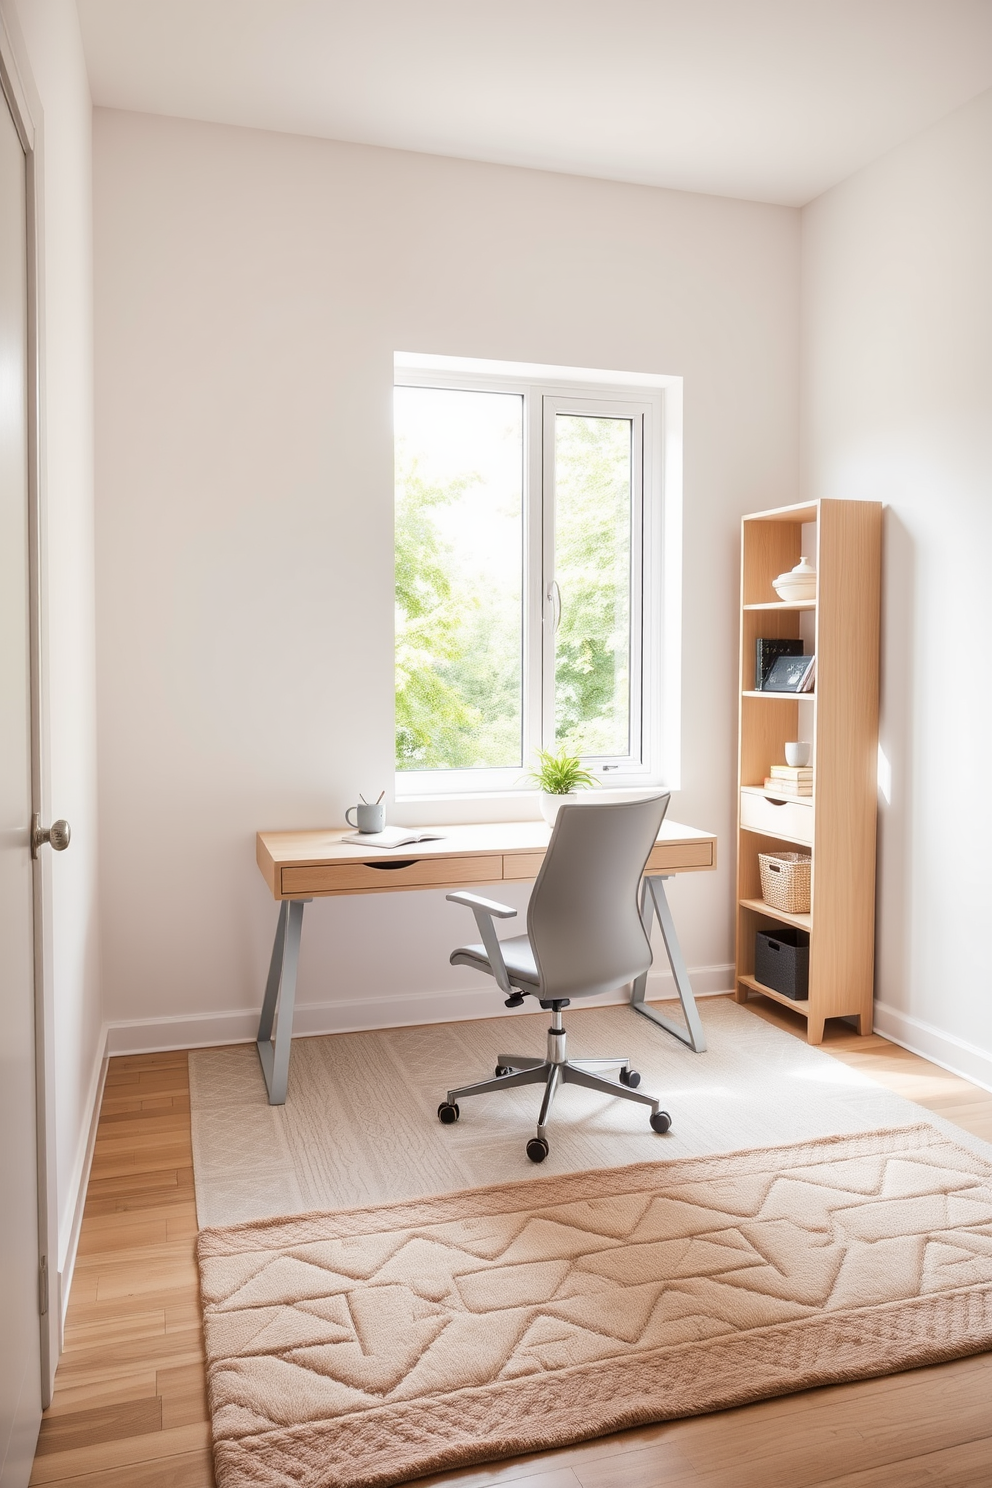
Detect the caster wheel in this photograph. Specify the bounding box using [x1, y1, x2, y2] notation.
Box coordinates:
[619, 1067, 641, 1088]
[494, 1065, 511, 1077]
[437, 1102, 460, 1124]
[526, 1137, 549, 1163]
[650, 1110, 672, 1134]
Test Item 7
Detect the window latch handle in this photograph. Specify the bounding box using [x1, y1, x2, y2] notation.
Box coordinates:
[546, 579, 562, 633]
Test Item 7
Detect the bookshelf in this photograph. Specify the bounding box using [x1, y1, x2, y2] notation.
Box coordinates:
[735, 499, 882, 1043]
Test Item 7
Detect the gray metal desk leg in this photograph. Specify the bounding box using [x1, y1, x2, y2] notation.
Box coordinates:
[256, 898, 308, 1105]
[630, 874, 707, 1052]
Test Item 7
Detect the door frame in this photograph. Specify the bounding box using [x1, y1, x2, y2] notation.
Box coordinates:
[0, 11, 60, 1406]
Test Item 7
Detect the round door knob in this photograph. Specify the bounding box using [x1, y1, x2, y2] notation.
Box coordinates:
[48, 819, 71, 851]
[31, 815, 71, 857]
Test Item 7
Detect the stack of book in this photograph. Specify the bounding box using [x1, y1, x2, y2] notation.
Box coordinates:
[763, 765, 813, 797]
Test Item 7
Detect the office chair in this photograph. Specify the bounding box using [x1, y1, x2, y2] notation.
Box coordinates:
[439, 793, 673, 1162]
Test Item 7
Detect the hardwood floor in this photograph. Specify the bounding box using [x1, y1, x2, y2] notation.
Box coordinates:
[31, 1050, 212, 1488]
[31, 1001, 992, 1488]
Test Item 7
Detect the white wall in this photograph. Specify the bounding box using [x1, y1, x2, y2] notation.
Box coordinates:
[803, 88, 992, 1082]
[0, 0, 101, 1294]
[93, 109, 800, 1047]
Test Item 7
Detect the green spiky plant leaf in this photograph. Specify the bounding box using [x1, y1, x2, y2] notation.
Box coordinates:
[525, 746, 598, 795]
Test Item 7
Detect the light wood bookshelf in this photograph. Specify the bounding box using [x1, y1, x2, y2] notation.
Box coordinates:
[735, 499, 882, 1043]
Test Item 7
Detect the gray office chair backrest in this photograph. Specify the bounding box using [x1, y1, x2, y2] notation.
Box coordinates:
[526, 792, 671, 1002]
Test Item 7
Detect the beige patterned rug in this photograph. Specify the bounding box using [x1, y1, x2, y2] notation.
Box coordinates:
[197, 1123, 992, 1488]
[189, 997, 992, 1228]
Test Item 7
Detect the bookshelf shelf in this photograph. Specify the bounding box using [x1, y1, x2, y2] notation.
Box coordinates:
[740, 824, 811, 849]
[741, 690, 816, 700]
[740, 785, 811, 800]
[737, 974, 810, 1014]
[735, 498, 881, 1045]
[743, 600, 817, 611]
[739, 897, 812, 933]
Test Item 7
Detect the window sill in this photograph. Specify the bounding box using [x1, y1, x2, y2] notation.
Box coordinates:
[391, 785, 674, 828]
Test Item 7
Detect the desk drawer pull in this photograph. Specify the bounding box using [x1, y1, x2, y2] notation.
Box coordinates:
[363, 860, 416, 870]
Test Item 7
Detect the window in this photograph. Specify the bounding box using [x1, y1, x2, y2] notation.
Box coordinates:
[394, 355, 681, 796]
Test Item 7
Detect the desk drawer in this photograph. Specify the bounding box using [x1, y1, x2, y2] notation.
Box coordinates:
[280, 854, 503, 897]
[646, 840, 715, 873]
[502, 852, 546, 881]
[740, 790, 813, 845]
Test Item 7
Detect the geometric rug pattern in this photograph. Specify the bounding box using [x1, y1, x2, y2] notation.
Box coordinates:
[197, 1124, 992, 1488]
[189, 997, 992, 1229]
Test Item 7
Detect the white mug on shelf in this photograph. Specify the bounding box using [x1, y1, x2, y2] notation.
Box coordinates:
[785, 741, 811, 768]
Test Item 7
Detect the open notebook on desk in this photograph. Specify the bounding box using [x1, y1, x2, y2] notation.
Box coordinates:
[339, 827, 445, 849]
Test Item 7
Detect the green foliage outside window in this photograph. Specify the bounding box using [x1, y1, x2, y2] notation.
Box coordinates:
[395, 452, 521, 769]
[395, 409, 632, 771]
[553, 414, 631, 758]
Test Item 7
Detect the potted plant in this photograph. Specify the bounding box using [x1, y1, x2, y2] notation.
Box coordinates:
[526, 746, 598, 825]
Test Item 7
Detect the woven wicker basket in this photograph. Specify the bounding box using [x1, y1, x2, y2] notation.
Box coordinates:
[758, 852, 811, 915]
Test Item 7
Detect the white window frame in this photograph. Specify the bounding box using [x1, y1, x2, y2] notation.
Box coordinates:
[394, 353, 682, 800]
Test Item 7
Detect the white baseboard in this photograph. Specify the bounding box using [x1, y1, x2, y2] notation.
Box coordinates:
[58, 1037, 110, 1332]
[105, 963, 735, 1056]
[873, 999, 992, 1095]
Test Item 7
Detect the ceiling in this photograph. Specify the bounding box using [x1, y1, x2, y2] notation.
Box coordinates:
[75, 0, 992, 206]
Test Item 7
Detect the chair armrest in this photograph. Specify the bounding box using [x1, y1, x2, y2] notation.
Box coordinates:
[446, 891, 516, 993]
[446, 891, 517, 919]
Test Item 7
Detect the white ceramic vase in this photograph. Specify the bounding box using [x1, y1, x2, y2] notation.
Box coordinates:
[539, 791, 581, 826]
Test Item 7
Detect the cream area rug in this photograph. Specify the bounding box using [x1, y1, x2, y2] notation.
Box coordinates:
[189, 996, 992, 1228]
[197, 1123, 992, 1488]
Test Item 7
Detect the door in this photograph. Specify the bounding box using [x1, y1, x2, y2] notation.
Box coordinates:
[0, 78, 41, 1486]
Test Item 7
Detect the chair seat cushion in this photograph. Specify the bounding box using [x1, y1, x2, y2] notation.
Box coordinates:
[450, 934, 539, 987]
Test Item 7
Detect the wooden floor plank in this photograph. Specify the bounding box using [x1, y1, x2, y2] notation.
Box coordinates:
[812, 1435, 992, 1487]
[411, 1460, 625, 1488]
[31, 1452, 218, 1488]
[85, 1166, 190, 1201]
[99, 1095, 190, 1118]
[50, 1329, 205, 1386]
[76, 1219, 171, 1257]
[573, 1359, 992, 1488]
[48, 1370, 159, 1417]
[34, 1398, 163, 1457]
[29, 1424, 209, 1485]
[62, 1308, 166, 1352]
[35, 1008, 992, 1488]
[156, 1364, 209, 1432]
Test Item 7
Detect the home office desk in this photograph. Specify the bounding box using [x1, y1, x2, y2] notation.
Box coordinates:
[254, 818, 717, 1104]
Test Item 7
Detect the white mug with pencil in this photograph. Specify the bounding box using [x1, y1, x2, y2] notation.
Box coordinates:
[345, 791, 386, 834]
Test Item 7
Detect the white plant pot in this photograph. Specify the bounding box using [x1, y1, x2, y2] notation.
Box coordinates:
[539, 791, 582, 825]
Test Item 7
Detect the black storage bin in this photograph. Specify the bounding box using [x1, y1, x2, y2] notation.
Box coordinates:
[755, 927, 810, 1000]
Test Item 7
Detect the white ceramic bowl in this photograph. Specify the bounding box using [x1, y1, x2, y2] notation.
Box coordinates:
[773, 576, 816, 602]
[773, 556, 817, 603]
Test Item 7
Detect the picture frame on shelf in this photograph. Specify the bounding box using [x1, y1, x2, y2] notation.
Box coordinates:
[763, 653, 815, 694]
[755, 637, 804, 690]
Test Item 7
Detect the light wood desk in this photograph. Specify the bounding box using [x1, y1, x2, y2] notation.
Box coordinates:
[255, 818, 717, 1104]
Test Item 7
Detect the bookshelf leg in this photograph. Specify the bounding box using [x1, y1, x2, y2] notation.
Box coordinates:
[806, 1014, 825, 1045]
